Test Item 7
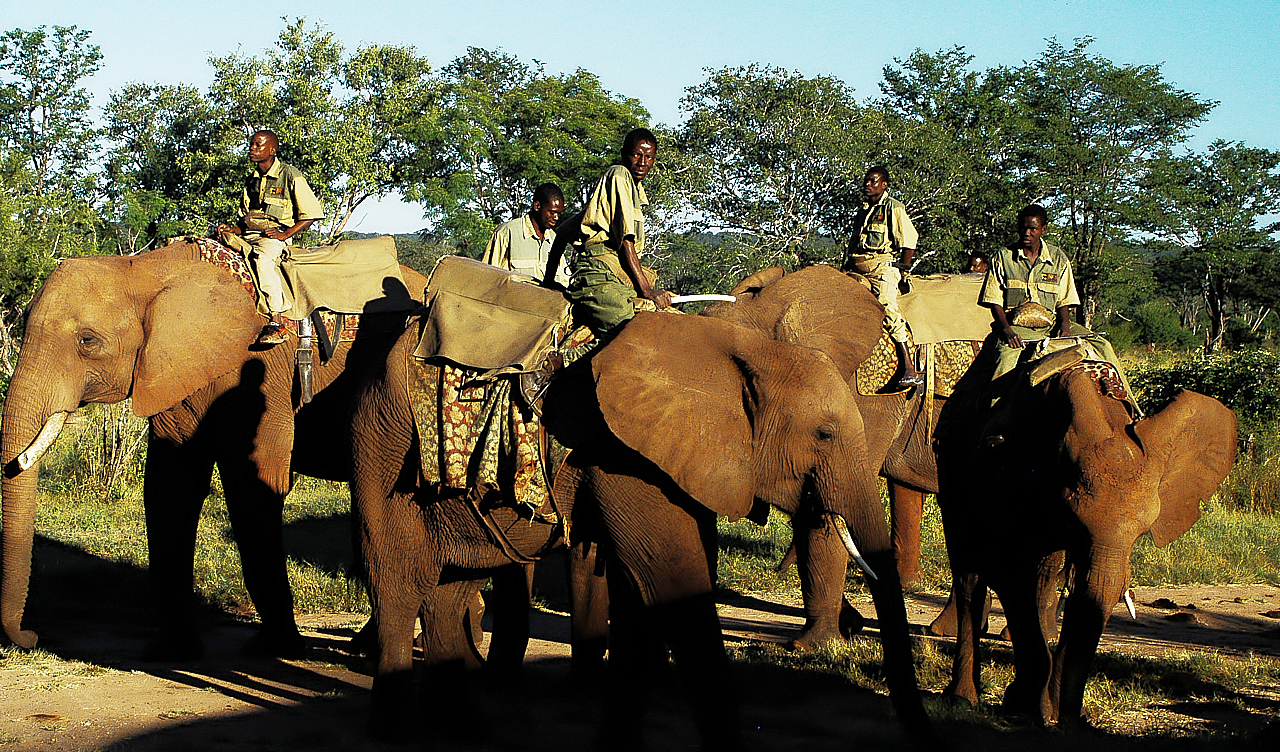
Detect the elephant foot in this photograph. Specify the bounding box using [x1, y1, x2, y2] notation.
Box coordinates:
[347, 618, 377, 658]
[789, 600, 864, 651]
[140, 627, 205, 662]
[242, 625, 306, 659]
[1000, 681, 1047, 723]
[942, 681, 980, 709]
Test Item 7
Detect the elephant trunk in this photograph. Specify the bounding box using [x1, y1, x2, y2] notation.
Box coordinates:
[1, 361, 83, 649]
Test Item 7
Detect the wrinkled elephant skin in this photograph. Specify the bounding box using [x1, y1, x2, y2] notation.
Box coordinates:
[350, 310, 933, 749]
[1, 241, 423, 659]
[934, 368, 1236, 725]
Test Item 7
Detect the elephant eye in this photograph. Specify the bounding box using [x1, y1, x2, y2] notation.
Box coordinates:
[77, 331, 103, 353]
[815, 427, 835, 442]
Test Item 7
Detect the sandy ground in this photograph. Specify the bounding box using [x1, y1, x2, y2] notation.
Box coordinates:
[2, 540, 1278, 751]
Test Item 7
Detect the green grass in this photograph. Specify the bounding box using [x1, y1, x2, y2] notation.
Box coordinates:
[32, 473, 368, 619]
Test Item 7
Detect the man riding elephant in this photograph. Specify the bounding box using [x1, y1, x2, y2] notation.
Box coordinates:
[217, 129, 325, 346]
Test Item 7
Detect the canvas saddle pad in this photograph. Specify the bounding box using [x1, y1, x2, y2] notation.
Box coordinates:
[182, 236, 365, 346]
[415, 256, 573, 377]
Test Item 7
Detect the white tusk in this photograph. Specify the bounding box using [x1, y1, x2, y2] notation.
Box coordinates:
[16, 411, 72, 471]
[668, 294, 737, 305]
[828, 514, 878, 581]
[1124, 589, 1136, 619]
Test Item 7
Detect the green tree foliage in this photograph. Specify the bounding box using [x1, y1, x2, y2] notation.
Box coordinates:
[205, 17, 440, 243]
[877, 47, 1030, 271]
[671, 64, 869, 268]
[410, 47, 649, 255]
[103, 83, 240, 250]
[1016, 37, 1214, 324]
[0, 26, 106, 372]
[1131, 140, 1280, 350]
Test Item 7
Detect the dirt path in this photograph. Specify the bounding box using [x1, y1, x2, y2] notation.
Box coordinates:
[4, 580, 1278, 751]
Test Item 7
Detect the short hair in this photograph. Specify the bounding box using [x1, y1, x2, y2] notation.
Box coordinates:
[532, 182, 563, 207]
[1017, 204, 1049, 225]
[252, 129, 279, 147]
[866, 165, 890, 184]
[621, 128, 658, 155]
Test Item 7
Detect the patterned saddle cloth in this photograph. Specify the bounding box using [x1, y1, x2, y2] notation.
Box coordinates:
[407, 355, 571, 563]
[178, 236, 361, 346]
[856, 333, 983, 397]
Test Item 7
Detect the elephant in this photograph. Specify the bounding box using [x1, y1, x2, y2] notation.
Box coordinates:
[932, 351, 1236, 725]
[0, 238, 424, 659]
[348, 302, 933, 749]
[704, 265, 957, 647]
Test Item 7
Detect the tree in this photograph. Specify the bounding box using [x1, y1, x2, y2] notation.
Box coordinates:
[0, 26, 105, 373]
[410, 47, 649, 255]
[671, 64, 873, 269]
[1015, 37, 1214, 324]
[103, 83, 241, 251]
[205, 17, 440, 243]
[877, 47, 1031, 270]
[1132, 140, 1280, 350]
[0, 25, 101, 196]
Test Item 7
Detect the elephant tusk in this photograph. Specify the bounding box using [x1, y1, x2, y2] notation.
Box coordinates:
[827, 514, 878, 581]
[16, 411, 72, 471]
[1124, 589, 1137, 620]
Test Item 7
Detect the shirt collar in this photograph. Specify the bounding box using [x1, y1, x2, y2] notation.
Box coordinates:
[1013, 241, 1058, 265]
[258, 158, 285, 179]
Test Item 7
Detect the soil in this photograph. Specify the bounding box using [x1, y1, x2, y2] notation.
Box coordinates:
[3, 538, 1278, 751]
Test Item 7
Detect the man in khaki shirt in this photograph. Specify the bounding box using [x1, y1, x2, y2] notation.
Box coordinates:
[979, 204, 1126, 391]
[557, 128, 671, 336]
[218, 130, 325, 345]
[842, 166, 922, 388]
[482, 183, 569, 286]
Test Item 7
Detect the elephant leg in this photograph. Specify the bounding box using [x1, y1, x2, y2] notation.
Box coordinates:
[141, 434, 214, 660]
[926, 587, 992, 637]
[790, 514, 863, 651]
[593, 472, 743, 752]
[944, 571, 986, 707]
[484, 563, 533, 674]
[568, 540, 609, 677]
[996, 567, 1054, 723]
[217, 459, 303, 658]
[888, 482, 925, 586]
[1051, 547, 1129, 728]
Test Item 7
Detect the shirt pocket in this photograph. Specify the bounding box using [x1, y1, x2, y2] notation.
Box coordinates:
[509, 257, 539, 275]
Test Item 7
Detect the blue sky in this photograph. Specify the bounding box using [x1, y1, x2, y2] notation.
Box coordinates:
[8, 0, 1278, 233]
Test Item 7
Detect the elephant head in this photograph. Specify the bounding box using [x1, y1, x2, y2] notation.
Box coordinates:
[939, 363, 1236, 724]
[2, 248, 259, 648]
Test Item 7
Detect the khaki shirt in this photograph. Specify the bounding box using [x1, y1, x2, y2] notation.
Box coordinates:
[979, 241, 1081, 311]
[482, 214, 568, 286]
[846, 194, 917, 259]
[578, 164, 647, 255]
[240, 158, 325, 230]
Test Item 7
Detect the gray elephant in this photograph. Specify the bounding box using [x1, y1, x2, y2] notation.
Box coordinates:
[934, 347, 1236, 725]
[1, 238, 423, 659]
[349, 304, 933, 749]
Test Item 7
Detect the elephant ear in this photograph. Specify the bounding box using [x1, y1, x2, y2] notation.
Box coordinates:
[591, 312, 756, 519]
[132, 258, 262, 417]
[1134, 390, 1238, 546]
[704, 265, 882, 379]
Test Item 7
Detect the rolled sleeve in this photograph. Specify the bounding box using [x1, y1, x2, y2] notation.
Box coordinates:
[978, 264, 1006, 307]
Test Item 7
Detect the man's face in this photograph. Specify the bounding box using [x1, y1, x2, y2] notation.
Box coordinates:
[532, 196, 564, 232]
[249, 133, 277, 164]
[1017, 216, 1047, 250]
[624, 139, 656, 182]
[967, 255, 989, 273]
[863, 171, 888, 202]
